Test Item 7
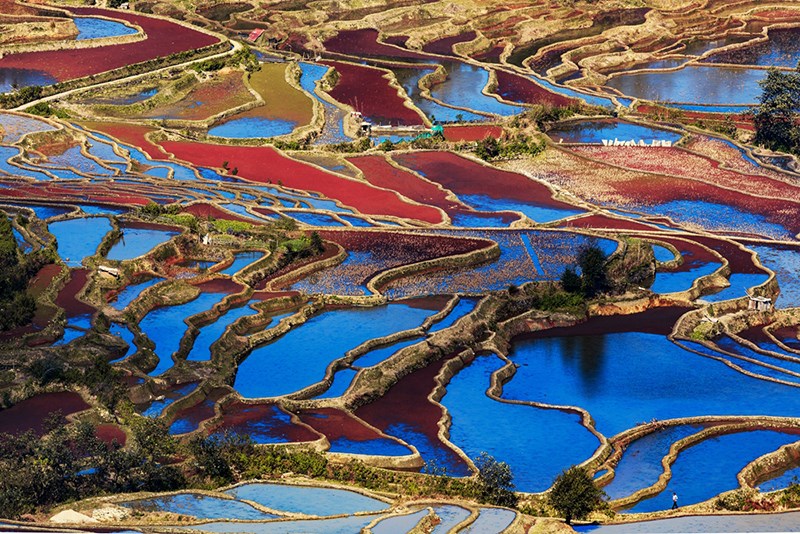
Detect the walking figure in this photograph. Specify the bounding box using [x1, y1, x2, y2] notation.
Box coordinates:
[672, 492, 678, 509]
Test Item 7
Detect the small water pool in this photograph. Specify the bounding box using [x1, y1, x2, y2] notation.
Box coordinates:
[123, 493, 275, 520]
[106, 225, 179, 261]
[209, 117, 297, 139]
[225, 482, 390, 516]
[50, 217, 112, 267]
[74, 16, 138, 40]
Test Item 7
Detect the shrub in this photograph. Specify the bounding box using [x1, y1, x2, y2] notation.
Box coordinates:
[549, 466, 605, 524]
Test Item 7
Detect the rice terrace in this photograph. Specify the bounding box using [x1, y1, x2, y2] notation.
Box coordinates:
[3, 0, 800, 532]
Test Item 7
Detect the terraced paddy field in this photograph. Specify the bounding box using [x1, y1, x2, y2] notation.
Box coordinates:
[3, 1, 800, 532]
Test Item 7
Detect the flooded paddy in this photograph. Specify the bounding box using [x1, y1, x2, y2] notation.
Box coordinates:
[548, 120, 683, 145]
[225, 482, 389, 516]
[49, 217, 112, 267]
[211, 402, 317, 444]
[106, 223, 178, 261]
[234, 301, 441, 398]
[73, 16, 138, 41]
[123, 493, 275, 520]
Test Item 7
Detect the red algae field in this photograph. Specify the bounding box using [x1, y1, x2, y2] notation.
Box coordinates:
[3, 1, 800, 531]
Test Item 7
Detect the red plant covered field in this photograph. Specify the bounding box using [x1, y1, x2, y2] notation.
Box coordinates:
[649, 236, 721, 273]
[81, 122, 163, 159]
[0, 182, 152, 206]
[393, 151, 580, 211]
[443, 124, 504, 142]
[0, 7, 219, 82]
[691, 235, 766, 275]
[321, 60, 424, 126]
[324, 28, 428, 60]
[571, 146, 800, 204]
[422, 31, 477, 56]
[55, 269, 95, 317]
[160, 141, 442, 223]
[493, 69, 574, 107]
[318, 229, 492, 260]
[348, 154, 459, 216]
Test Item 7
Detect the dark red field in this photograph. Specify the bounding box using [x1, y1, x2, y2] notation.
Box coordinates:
[393, 151, 580, 211]
[691, 235, 766, 275]
[521, 306, 691, 339]
[422, 32, 477, 56]
[0, 8, 219, 82]
[296, 407, 403, 447]
[0, 392, 89, 436]
[493, 69, 574, 107]
[322, 60, 425, 126]
[559, 213, 664, 231]
[160, 141, 442, 223]
[649, 236, 721, 273]
[324, 28, 428, 60]
[183, 202, 254, 223]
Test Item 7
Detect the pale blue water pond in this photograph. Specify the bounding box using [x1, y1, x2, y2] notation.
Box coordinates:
[220, 251, 263, 276]
[123, 493, 275, 520]
[372, 509, 428, 533]
[300, 62, 351, 144]
[605, 66, 767, 105]
[0, 146, 53, 180]
[106, 226, 179, 261]
[50, 217, 112, 267]
[187, 514, 385, 534]
[225, 482, 390, 516]
[234, 303, 439, 398]
[392, 66, 487, 122]
[431, 505, 471, 533]
[430, 62, 526, 116]
[0, 68, 57, 93]
[749, 245, 800, 309]
[461, 507, 516, 533]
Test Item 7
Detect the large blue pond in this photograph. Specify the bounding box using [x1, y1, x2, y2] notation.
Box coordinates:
[123, 493, 275, 520]
[189, 514, 385, 534]
[209, 117, 297, 139]
[548, 120, 683, 145]
[74, 17, 138, 40]
[50, 217, 112, 267]
[234, 302, 439, 398]
[604, 424, 704, 500]
[605, 66, 767, 105]
[106, 226, 179, 261]
[628, 430, 800, 513]
[225, 482, 389, 516]
[503, 332, 800, 437]
[442, 353, 600, 492]
[186, 303, 258, 361]
[140, 289, 232, 376]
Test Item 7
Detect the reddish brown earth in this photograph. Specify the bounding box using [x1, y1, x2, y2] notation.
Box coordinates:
[0, 7, 219, 82]
[559, 213, 663, 231]
[691, 235, 766, 274]
[160, 141, 442, 222]
[182, 203, 254, 223]
[321, 60, 425, 126]
[650, 236, 721, 273]
[95, 424, 127, 447]
[522, 306, 691, 339]
[0, 392, 89, 436]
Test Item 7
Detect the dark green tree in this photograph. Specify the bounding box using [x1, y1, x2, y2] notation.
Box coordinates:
[577, 243, 608, 297]
[751, 66, 800, 155]
[560, 266, 582, 293]
[549, 466, 606, 524]
[473, 452, 518, 507]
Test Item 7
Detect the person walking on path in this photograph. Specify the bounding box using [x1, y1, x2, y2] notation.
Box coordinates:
[672, 492, 678, 509]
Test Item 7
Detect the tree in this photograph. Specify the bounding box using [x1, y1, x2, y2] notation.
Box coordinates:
[560, 266, 582, 293]
[549, 466, 605, 524]
[751, 66, 800, 155]
[577, 243, 608, 297]
[473, 452, 518, 507]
